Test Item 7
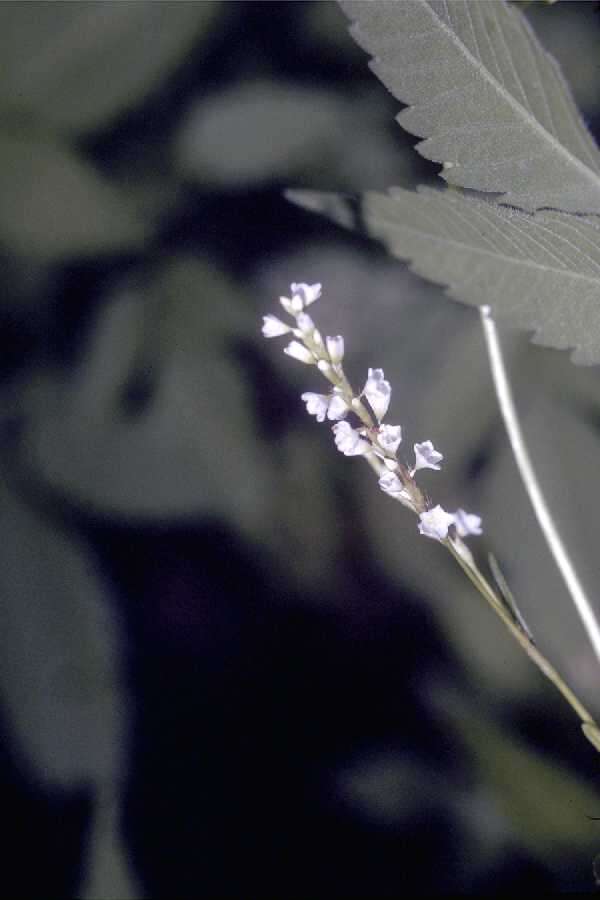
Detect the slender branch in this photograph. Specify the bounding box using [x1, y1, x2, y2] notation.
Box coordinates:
[445, 537, 596, 728]
[479, 305, 600, 666]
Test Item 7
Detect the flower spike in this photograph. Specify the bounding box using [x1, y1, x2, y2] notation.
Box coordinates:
[263, 282, 481, 557]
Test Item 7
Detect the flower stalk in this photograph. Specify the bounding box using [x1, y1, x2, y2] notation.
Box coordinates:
[262, 283, 600, 753]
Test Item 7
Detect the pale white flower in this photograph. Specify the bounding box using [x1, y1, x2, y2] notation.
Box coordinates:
[413, 441, 443, 472]
[379, 471, 410, 501]
[301, 392, 329, 423]
[418, 505, 455, 541]
[326, 335, 345, 364]
[377, 424, 402, 454]
[453, 508, 483, 537]
[290, 282, 322, 307]
[301, 390, 348, 423]
[279, 294, 302, 315]
[363, 367, 391, 421]
[283, 340, 315, 364]
[327, 389, 349, 421]
[332, 421, 370, 456]
[296, 312, 315, 334]
[262, 314, 290, 338]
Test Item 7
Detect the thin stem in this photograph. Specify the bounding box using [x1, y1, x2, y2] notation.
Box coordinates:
[445, 538, 595, 727]
[479, 305, 600, 667]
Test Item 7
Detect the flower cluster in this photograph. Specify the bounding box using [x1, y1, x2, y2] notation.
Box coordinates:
[262, 282, 482, 543]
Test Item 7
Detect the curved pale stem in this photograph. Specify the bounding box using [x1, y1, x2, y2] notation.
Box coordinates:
[479, 305, 600, 667]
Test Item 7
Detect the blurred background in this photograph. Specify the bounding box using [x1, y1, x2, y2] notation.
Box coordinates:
[1, 1, 600, 896]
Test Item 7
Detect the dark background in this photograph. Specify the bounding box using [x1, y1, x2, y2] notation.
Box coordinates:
[2, 1, 600, 896]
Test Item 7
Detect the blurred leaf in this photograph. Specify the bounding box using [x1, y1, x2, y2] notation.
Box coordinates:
[0, 468, 125, 788]
[0, 1, 220, 135]
[288, 187, 600, 365]
[175, 81, 346, 186]
[442, 694, 600, 860]
[0, 130, 148, 260]
[175, 80, 413, 190]
[524, 2, 600, 117]
[267, 430, 343, 594]
[340, 0, 600, 213]
[0, 468, 137, 897]
[23, 258, 273, 533]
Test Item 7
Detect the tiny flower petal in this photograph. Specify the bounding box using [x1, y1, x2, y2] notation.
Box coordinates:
[284, 340, 315, 364]
[279, 295, 295, 315]
[453, 508, 483, 537]
[418, 505, 455, 541]
[301, 392, 329, 423]
[379, 471, 409, 500]
[326, 335, 345, 364]
[363, 367, 391, 421]
[379, 470, 415, 510]
[413, 440, 443, 472]
[262, 314, 290, 338]
[332, 421, 370, 456]
[296, 312, 315, 334]
[326, 390, 349, 421]
[378, 424, 402, 454]
[290, 282, 322, 307]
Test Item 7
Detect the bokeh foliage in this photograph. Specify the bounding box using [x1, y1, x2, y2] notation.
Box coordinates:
[1, 2, 600, 896]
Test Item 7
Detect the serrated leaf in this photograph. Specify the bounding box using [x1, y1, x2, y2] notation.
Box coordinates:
[288, 187, 600, 365]
[340, 0, 600, 213]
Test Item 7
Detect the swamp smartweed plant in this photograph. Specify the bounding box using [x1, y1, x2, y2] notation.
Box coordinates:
[262, 281, 600, 756]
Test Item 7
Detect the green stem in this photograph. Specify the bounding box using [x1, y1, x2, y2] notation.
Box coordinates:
[444, 538, 597, 731]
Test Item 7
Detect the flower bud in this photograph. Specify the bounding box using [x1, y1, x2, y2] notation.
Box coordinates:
[362, 368, 391, 421]
[290, 282, 322, 307]
[284, 341, 315, 364]
[262, 314, 290, 338]
[326, 335, 345, 364]
[279, 295, 295, 315]
[296, 312, 315, 334]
